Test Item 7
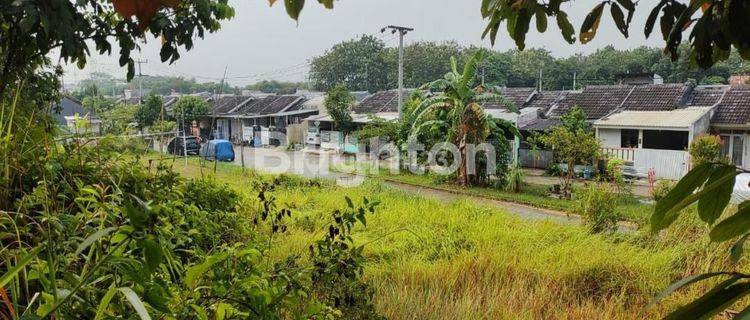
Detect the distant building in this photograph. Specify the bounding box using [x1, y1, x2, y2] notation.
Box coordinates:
[729, 73, 750, 85]
[51, 96, 102, 134]
[616, 73, 664, 85]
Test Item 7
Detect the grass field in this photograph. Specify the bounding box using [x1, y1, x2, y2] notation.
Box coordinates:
[331, 163, 654, 224]
[151, 157, 738, 319]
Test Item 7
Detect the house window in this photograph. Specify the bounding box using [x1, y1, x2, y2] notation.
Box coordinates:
[642, 130, 689, 151]
[621, 129, 639, 148]
[720, 134, 745, 167]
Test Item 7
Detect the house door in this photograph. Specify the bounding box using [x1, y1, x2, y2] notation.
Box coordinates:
[216, 119, 229, 140]
[720, 134, 745, 167]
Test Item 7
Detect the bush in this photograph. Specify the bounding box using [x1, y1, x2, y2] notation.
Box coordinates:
[571, 183, 619, 234]
[689, 135, 727, 167]
[183, 177, 239, 212]
[651, 180, 675, 202]
[1, 143, 379, 318]
[504, 165, 525, 193]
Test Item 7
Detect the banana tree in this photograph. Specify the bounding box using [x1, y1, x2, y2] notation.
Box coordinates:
[408, 50, 518, 186]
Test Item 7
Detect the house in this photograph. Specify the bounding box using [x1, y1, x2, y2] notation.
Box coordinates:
[616, 73, 664, 85]
[588, 83, 750, 179]
[203, 94, 315, 146]
[706, 85, 750, 168]
[303, 89, 406, 152]
[51, 96, 102, 134]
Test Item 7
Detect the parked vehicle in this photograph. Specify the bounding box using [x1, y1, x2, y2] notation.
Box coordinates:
[167, 136, 200, 155]
[200, 139, 235, 162]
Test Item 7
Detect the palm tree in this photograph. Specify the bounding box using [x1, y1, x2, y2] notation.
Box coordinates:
[408, 50, 518, 186]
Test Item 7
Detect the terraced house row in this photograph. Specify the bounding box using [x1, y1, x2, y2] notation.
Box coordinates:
[496, 81, 750, 179]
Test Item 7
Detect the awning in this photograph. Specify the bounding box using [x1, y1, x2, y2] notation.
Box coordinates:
[594, 107, 713, 130]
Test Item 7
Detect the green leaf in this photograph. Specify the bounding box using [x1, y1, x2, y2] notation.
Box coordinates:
[652, 163, 714, 232]
[711, 207, 750, 242]
[185, 252, 230, 288]
[76, 227, 117, 256]
[119, 287, 152, 320]
[556, 12, 576, 43]
[610, 3, 628, 37]
[645, 0, 667, 38]
[535, 8, 548, 33]
[664, 278, 750, 320]
[141, 238, 163, 274]
[731, 234, 750, 263]
[649, 272, 740, 308]
[94, 284, 118, 320]
[0, 245, 44, 289]
[615, 0, 635, 11]
[698, 165, 737, 224]
[284, 0, 305, 21]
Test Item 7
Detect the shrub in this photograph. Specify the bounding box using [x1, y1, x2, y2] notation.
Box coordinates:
[183, 177, 239, 212]
[571, 183, 619, 234]
[689, 135, 727, 167]
[504, 165, 525, 193]
[1, 143, 379, 318]
[651, 180, 675, 202]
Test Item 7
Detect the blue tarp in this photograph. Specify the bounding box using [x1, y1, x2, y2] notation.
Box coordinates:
[200, 140, 235, 162]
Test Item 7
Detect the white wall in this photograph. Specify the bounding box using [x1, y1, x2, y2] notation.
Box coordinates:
[597, 128, 621, 148]
[690, 112, 712, 142]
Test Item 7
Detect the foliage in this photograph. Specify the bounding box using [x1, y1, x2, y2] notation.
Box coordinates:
[651, 180, 675, 202]
[409, 50, 516, 186]
[136, 93, 165, 128]
[150, 120, 177, 134]
[0, 0, 235, 101]
[309, 196, 383, 319]
[571, 183, 619, 234]
[539, 118, 601, 198]
[649, 160, 750, 318]
[689, 134, 727, 167]
[245, 80, 305, 94]
[172, 96, 209, 129]
[82, 96, 116, 114]
[479, 0, 750, 70]
[324, 84, 355, 133]
[560, 106, 588, 133]
[605, 157, 632, 196]
[354, 117, 399, 145]
[101, 103, 139, 134]
[0, 143, 379, 318]
[311, 36, 750, 92]
[310, 35, 391, 92]
[504, 164, 525, 193]
[74, 73, 240, 97]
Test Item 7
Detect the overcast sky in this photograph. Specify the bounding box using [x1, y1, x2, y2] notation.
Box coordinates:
[62, 0, 665, 87]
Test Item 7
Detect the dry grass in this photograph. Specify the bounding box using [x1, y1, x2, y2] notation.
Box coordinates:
[146, 157, 742, 319]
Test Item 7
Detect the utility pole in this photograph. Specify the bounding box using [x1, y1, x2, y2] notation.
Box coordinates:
[381, 25, 414, 118]
[135, 59, 148, 105]
[573, 72, 577, 91]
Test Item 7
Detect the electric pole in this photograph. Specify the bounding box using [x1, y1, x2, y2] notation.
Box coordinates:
[135, 59, 148, 105]
[381, 25, 414, 118]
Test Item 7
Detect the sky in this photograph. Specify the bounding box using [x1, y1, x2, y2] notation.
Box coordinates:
[62, 0, 666, 88]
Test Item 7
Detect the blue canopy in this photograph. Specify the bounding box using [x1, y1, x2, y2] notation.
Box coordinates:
[200, 140, 235, 162]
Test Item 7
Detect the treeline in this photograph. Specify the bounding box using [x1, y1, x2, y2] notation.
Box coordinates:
[72, 73, 308, 99]
[309, 35, 750, 92]
[72, 72, 241, 99]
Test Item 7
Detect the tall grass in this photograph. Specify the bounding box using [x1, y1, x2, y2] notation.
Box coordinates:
[159, 158, 729, 319]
